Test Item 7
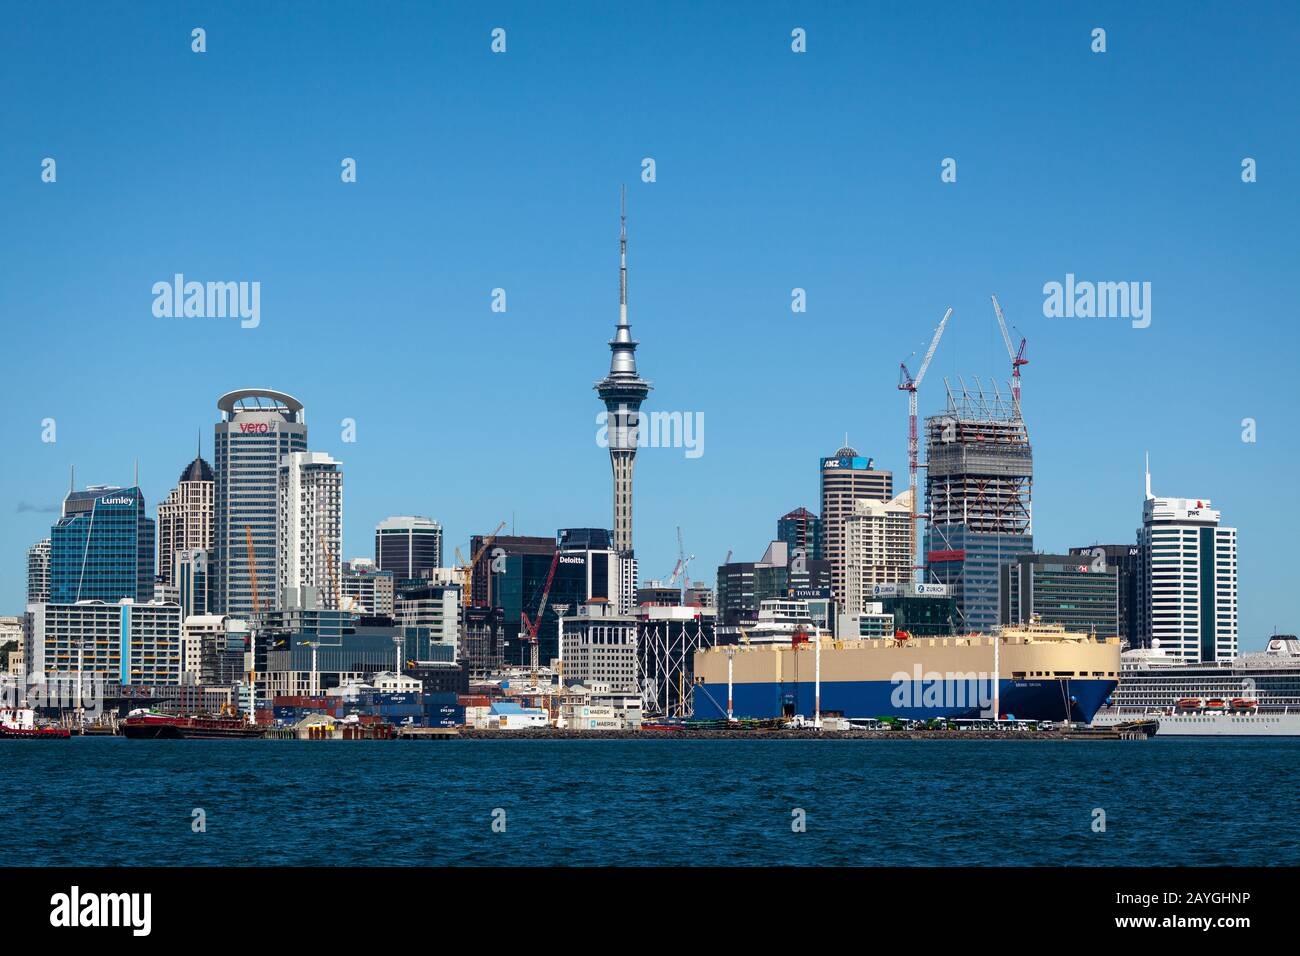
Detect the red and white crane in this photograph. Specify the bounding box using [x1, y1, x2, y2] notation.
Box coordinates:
[990, 294, 1028, 411]
[521, 549, 562, 678]
[898, 307, 953, 580]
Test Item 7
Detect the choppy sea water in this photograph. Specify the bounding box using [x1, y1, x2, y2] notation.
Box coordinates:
[2, 737, 1294, 866]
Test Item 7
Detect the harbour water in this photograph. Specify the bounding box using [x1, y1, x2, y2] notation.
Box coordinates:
[3, 737, 1295, 866]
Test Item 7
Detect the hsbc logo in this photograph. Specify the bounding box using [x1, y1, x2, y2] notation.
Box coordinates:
[238, 422, 270, 434]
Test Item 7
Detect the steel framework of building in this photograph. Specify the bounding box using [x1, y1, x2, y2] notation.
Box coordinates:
[636, 618, 716, 718]
[925, 376, 1033, 536]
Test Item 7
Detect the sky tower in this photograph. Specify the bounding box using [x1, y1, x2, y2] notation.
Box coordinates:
[595, 186, 652, 556]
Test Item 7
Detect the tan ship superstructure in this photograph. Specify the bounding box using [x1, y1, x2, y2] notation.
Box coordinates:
[692, 620, 1121, 722]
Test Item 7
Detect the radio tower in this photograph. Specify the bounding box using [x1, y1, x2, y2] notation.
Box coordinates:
[595, 186, 652, 555]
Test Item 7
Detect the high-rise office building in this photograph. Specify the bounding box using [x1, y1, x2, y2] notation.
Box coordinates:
[595, 189, 651, 557]
[1137, 468, 1237, 662]
[469, 531, 554, 610]
[777, 507, 823, 563]
[716, 540, 831, 630]
[277, 451, 343, 610]
[50, 486, 155, 604]
[999, 553, 1119, 636]
[157, 449, 214, 585]
[395, 582, 461, 654]
[842, 490, 914, 616]
[342, 559, 395, 616]
[213, 389, 308, 618]
[924, 382, 1033, 632]
[26, 538, 50, 605]
[820, 446, 893, 605]
[558, 528, 623, 627]
[1069, 544, 1142, 647]
[175, 548, 210, 619]
[560, 601, 639, 694]
[374, 516, 442, 579]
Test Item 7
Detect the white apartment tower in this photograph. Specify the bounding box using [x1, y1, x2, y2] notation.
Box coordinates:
[277, 451, 344, 610]
[1138, 465, 1238, 662]
[26, 538, 50, 605]
[842, 489, 914, 616]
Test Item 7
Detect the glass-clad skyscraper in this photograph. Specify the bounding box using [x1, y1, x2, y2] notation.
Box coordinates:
[49, 486, 155, 603]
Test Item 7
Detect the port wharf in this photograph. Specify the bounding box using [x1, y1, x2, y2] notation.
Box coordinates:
[403, 725, 1154, 741]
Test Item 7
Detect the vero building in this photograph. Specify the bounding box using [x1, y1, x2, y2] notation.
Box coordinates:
[213, 389, 308, 617]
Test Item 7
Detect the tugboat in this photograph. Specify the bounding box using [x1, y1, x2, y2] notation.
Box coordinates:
[120, 709, 266, 739]
[0, 707, 71, 739]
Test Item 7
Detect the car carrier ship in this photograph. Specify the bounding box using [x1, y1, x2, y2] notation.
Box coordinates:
[692, 618, 1120, 723]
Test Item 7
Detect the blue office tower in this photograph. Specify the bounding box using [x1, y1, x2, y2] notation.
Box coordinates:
[50, 486, 155, 603]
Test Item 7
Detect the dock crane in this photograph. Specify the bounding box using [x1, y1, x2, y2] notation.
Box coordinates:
[521, 549, 562, 678]
[990, 294, 1028, 420]
[898, 307, 953, 583]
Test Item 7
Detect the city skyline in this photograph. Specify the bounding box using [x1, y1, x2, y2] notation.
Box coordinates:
[2, 4, 1297, 646]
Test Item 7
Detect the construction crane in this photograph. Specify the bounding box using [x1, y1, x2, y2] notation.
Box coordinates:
[990, 294, 1029, 416]
[317, 534, 350, 610]
[461, 520, 507, 607]
[898, 307, 954, 582]
[668, 526, 695, 597]
[520, 549, 561, 678]
[245, 525, 261, 615]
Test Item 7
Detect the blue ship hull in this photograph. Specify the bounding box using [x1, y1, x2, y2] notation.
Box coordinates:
[692, 677, 1116, 724]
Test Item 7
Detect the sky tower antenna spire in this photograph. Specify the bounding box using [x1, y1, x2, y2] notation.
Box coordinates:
[618, 183, 628, 328]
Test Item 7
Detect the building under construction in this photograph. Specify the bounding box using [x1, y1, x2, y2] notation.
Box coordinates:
[924, 377, 1034, 632]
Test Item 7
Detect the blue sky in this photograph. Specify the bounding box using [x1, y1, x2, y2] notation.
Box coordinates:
[2, 2, 1297, 647]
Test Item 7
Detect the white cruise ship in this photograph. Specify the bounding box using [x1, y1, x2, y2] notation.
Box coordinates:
[736, 599, 819, 646]
[1092, 636, 1300, 736]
